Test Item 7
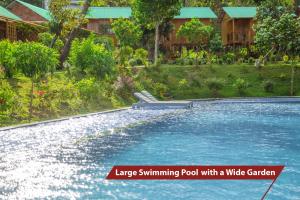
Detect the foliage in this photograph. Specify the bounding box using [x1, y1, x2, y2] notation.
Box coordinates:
[263, 80, 275, 93]
[233, 78, 249, 95]
[177, 19, 214, 49]
[15, 42, 59, 79]
[133, 0, 182, 64]
[38, 32, 64, 52]
[208, 33, 223, 52]
[283, 55, 289, 63]
[255, 11, 300, 58]
[70, 35, 115, 78]
[206, 78, 224, 96]
[112, 19, 142, 47]
[94, 36, 115, 51]
[0, 40, 17, 78]
[91, 0, 133, 6]
[221, 52, 236, 64]
[0, 80, 15, 114]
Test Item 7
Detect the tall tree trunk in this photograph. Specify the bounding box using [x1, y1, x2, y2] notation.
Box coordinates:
[59, 0, 92, 66]
[29, 80, 34, 122]
[154, 23, 159, 66]
[290, 65, 295, 96]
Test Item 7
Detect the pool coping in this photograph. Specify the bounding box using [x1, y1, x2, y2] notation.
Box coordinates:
[1, 96, 300, 132]
[0, 107, 130, 132]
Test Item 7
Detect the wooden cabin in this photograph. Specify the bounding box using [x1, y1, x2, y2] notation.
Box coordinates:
[85, 7, 132, 44]
[221, 7, 256, 46]
[0, 6, 21, 41]
[164, 7, 217, 54]
[85, 7, 217, 50]
[7, 0, 51, 23]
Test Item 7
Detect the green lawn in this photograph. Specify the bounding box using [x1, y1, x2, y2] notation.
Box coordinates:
[140, 64, 300, 99]
[1, 63, 299, 128]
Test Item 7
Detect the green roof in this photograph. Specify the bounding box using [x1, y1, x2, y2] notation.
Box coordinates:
[15, 0, 51, 21]
[223, 7, 256, 18]
[0, 5, 21, 20]
[87, 7, 217, 19]
[175, 7, 217, 19]
[87, 7, 132, 19]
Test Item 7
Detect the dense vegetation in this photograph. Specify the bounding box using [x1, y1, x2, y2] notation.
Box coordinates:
[1, 0, 300, 127]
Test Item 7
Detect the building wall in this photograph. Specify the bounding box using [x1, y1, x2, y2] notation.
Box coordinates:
[0, 21, 6, 40]
[221, 14, 255, 46]
[86, 19, 117, 43]
[8, 2, 47, 22]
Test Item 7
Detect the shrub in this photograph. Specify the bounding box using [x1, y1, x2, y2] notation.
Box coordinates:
[38, 32, 63, 52]
[206, 78, 224, 97]
[178, 79, 188, 89]
[134, 48, 148, 66]
[263, 80, 275, 93]
[14, 42, 59, 121]
[233, 78, 249, 95]
[70, 35, 115, 78]
[283, 55, 289, 63]
[222, 52, 236, 64]
[75, 78, 97, 101]
[0, 40, 17, 78]
[0, 80, 15, 113]
[94, 35, 114, 51]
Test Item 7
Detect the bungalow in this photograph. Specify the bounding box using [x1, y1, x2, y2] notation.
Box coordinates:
[85, 7, 131, 42]
[221, 7, 256, 46]
[85, 7, 217, 51]
[0, 6, 21, 41]
[164, 7, 217, 53]
[7, 0, 51, 23]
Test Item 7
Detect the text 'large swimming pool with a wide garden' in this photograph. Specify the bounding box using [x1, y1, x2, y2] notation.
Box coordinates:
[0, 98, 300, 200]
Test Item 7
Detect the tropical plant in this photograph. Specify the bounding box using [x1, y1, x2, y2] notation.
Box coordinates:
[38, 32, 64, 52]
[70, 35, 115, 78]
[206, 78, 224, 97]
[15, 42, 59, 121]
[133, 0, 182, 65]
[177, 19, 214, 50]
[112, 18, 142, 47]
[0, 40, 17, 78]
[233, 78, 249, 95]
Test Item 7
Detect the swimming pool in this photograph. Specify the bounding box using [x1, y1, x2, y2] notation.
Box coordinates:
[0, 98, 300, 199]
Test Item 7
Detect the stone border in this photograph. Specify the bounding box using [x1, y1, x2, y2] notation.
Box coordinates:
[1, 96, 300, 132]
[0, 107, 130, 132]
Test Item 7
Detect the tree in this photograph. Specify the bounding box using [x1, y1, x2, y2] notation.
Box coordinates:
[133, 0, 182, 65]
[60, 0, 92, 66]
[48, 0, 80, 50]
[15, 42, 59, 121]
[255, 13, 300, 95]
[69, 35, 115, 79]
[177, 19, 214, 50]
[111, 18, 142, 47]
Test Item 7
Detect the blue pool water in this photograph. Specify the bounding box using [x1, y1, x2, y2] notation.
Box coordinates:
[0, 99, 300, 199]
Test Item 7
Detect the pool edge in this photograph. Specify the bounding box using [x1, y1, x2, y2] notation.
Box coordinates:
[0, 107, 130, 132]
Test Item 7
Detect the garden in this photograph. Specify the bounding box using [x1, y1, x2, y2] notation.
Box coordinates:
[1, 0, 300, 127]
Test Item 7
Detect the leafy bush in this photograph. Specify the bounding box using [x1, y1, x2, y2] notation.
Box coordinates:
[283, 55, 289, 63]
[70, 35, 115, 78]
[38, 32, 63, 52]
[0, 80, 15, 113]
[206, 78, 224, 96]
[222, 52, 236, 64]
[134, 48, 149, 66]
[178, 79, 188, 89]
[15, 42, 59, 78]
[75, 78, 97, 101]
[0, 40, 17, 78]
[94, 35, 114, 51]
[263, 80, 275, 93]
[233, 78, 249, 95]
